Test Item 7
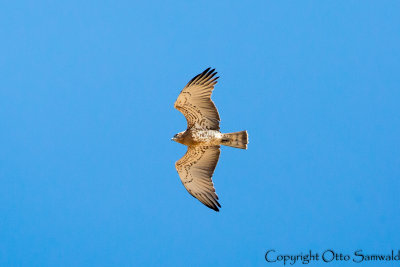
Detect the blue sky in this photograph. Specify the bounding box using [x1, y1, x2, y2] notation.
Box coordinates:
[1, 1, 399, 266]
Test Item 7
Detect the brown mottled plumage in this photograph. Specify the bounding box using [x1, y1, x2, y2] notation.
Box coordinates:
[172, 68, 248, 211]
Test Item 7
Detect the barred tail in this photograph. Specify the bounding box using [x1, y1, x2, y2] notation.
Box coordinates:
[222, 130, 249, 149]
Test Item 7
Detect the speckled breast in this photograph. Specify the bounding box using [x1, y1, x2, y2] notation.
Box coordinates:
[185, 129, 222, 146]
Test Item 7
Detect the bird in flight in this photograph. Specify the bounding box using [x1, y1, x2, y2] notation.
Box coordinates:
[172, 68, 248, 211]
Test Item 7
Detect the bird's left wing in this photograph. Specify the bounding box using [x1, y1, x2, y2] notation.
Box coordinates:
[175, 145, 221, 211]
[174, 68, 220, 130]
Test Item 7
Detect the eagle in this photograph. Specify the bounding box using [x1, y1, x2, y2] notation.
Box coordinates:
[172, 68, 248, 211]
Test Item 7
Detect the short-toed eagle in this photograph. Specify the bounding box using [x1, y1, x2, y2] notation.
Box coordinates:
[172, 68, 248, 211]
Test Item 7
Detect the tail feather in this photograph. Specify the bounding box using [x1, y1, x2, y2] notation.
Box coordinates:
[222, 130, 248, 149]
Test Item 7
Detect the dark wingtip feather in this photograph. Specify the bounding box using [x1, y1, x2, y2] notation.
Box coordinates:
[211, 205, 220, 212]
[203, 67, 211, 74]
[203, 201, 219, 212]
[187, 74, 200, 86]
[185, 67, 219, 88]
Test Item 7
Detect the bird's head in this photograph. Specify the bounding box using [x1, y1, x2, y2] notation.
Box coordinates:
[171, 132, 184, 143]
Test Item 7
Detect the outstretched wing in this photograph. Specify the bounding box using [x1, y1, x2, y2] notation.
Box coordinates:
[175, 146, 221, 211]
[174, 68, 220, 130]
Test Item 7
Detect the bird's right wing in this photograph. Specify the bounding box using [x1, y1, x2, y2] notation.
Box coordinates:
[175, 145, 221, 211]
[174, 68, 220, 130]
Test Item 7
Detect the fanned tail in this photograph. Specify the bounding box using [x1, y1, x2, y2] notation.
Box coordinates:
[222, 131, 248, 149]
